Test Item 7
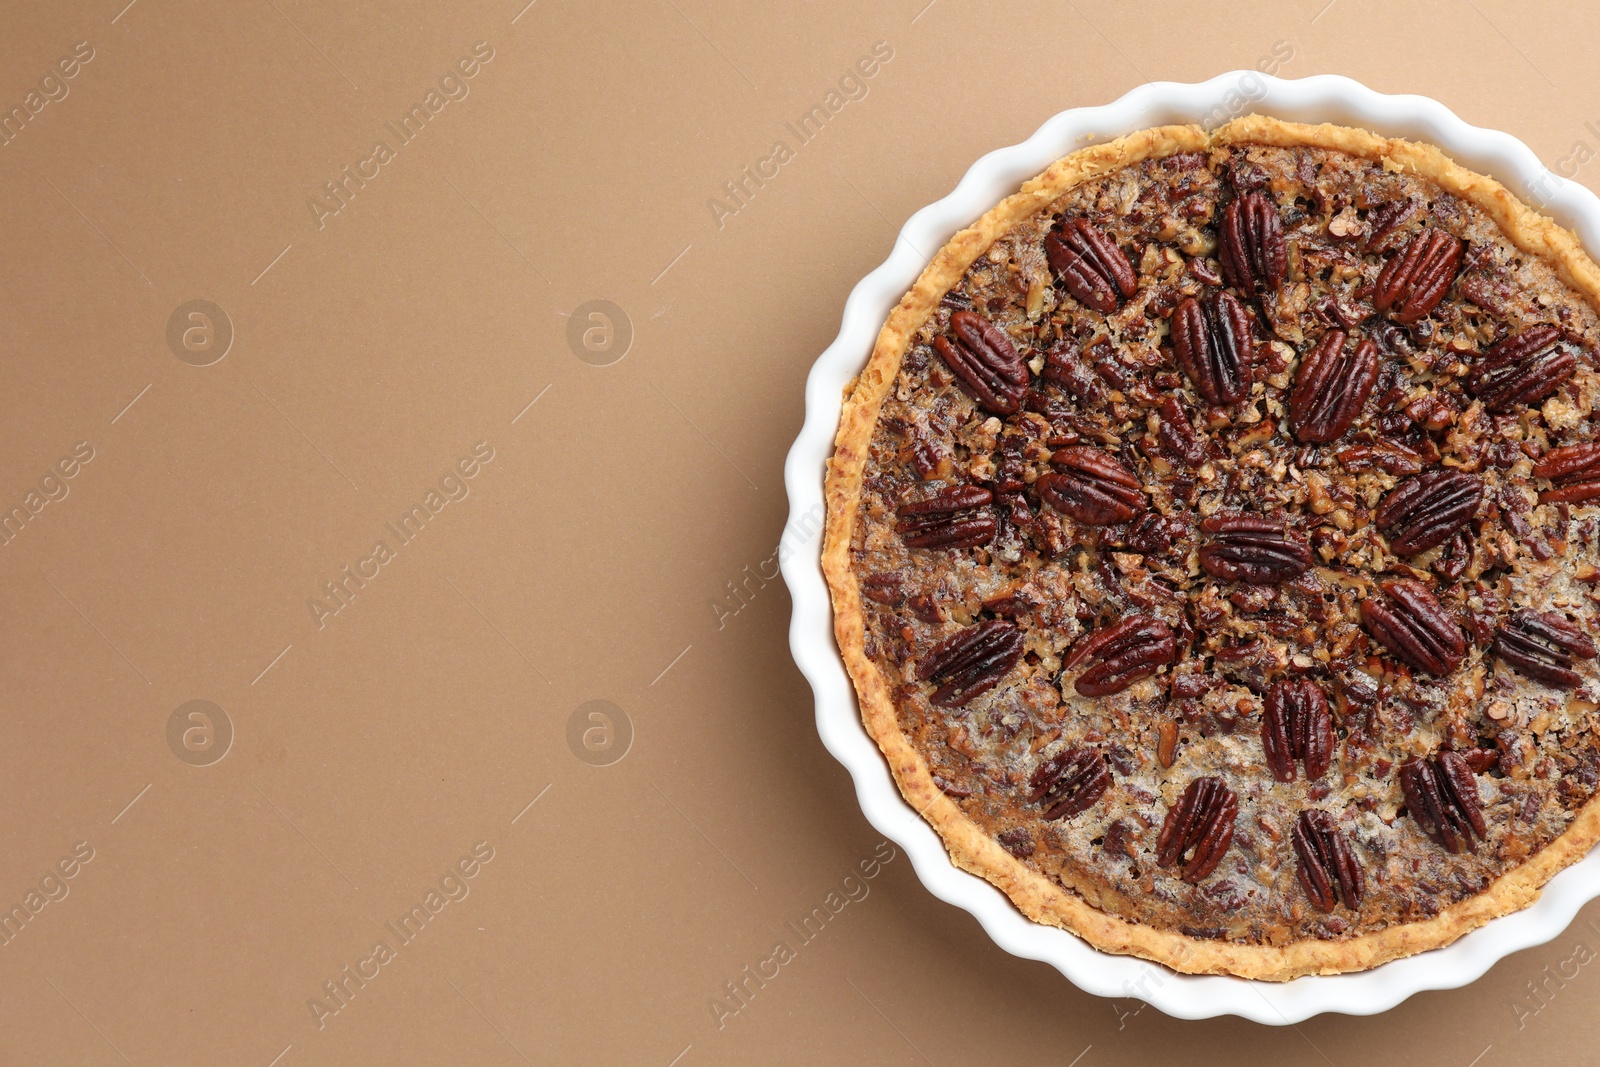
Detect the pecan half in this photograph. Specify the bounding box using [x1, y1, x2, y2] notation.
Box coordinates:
[1374, 470, 1485, 556]
[1036, 446, 1146, 525]
[1027, 747, 1112, 820]
[1469, 324, 1578, 413]
[1261, 679, 1334, 782]
[1287, 330, 1378, 443]
[932, 310, 1029, 415]
[1360, 579, 1466, 675]
[895, 485, 996, 549]
[917, 619, 1025, 707]
[1292, 809, 1364, 912]
[1198, 514, 1311, 585]
[1045, 217, 1138, 314]
[1171, 292, 1254, 405]
[1219, 191, 1287, 294]
[1372, 229, 1463, 323]
[1062, 615, 1178, 697]
[1492, 610, 1598, 689]
[1399, 751, 1486, 853]
[1535, 442, 1600, 504]
[1155, 777, 1237, 883]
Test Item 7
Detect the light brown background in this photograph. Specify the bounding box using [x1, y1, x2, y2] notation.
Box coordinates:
[2, 0, 1598, 1063]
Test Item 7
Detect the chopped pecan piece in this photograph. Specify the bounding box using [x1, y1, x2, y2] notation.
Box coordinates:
[1045, 217, 1138, 313]
[1156, 395, 1207, 467]
[1261, 679, 1335, 782]
[997, 827, 1034, 858]
[1027, 747, 1112, 820]
[860, 573, 902, 606]
[1157, 720, 1179, 768]
[1156, 777, 1238, 883]
[1101, 819, 1137, 861]
[1433, 529, 1473, 582]
[932, 310, 1029, 415]
[1364, 196, 1419, 253]
[1535, 442, 1600, 504]
[1292, 809, 1364, 912]
[1359, 579, 1466, 675]
[895, 485, 996, 549]
[905, 594, 941, 624]
[1062, 615, 1178, 697]
[1335, 439, 1426, 476]
[1374, 469, 1485, 556]
[1121, 512, 1185, 556]
[1399, 751, 1486, 853]
[981, 587, 1037, 618]
[1219, 191, 1287, 294]
[1373, 229, 1463, 323]
[1171, 291, 1254, 405]
[1492, 610, 1598, 689]
[1036, 446, 1146, 525]
[1041, 340, 1104, 405]
[1469, 324, 1578, 414]
[1198, 514, 1311, 585]
[1287, 330, 1378, 443]
[1457, 271, 1513, 317]
[917, 619, 1025, 707]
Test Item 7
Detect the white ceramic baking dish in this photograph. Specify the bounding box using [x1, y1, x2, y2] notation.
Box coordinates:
[780, 71, 1600, 1022]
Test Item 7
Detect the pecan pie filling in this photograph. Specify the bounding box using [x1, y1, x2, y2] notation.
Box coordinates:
[845, 137, 1600, 948]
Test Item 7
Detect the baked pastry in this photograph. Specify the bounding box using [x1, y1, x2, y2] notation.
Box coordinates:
[822, 116, 1600, 979]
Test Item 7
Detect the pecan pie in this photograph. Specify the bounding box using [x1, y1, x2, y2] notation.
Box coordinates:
[822, 117, 1600, 979]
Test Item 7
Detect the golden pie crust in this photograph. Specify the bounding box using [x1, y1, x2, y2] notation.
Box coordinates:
[822, 116, 1600, 980]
